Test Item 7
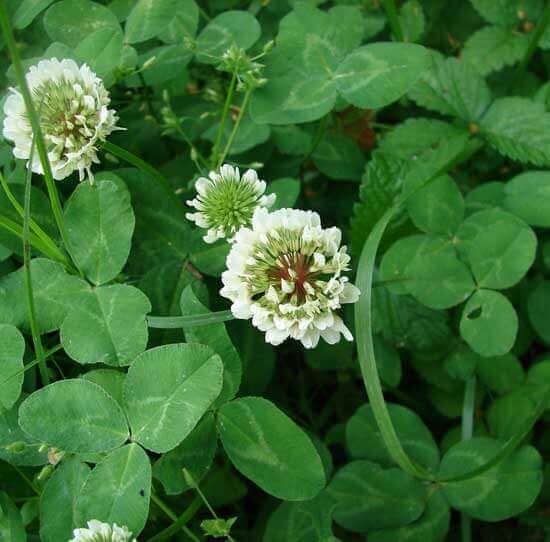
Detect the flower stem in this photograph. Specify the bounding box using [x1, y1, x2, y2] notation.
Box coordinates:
[0, 171, 70, 268]
[149, 493, 202, 542]
[518, 0, 550, 71]
[381, 0, 404, 41]
[147, 310, 234, 329]
[211, 71, 237, 168]
[217, 87, 253, 168]
[102, 141, 182, 210]
[302, 114, 329, 164]
[22, 140, 49, 386]
[0, 1, 71, 259]
[460, 376, 476, 542]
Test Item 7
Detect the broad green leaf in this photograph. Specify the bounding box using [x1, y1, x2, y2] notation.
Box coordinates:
[140, 45, 193, 86]
[249, 41, 338, 125]
[406, 174, 464, 235]
[82, 369, 126, 407]
[14, 0, 56, 29]
[487, 385, 541, 439]
[263, 491, 337, 542]
[40, 457, 90, 542]
[250, 5, 361, 125]
[0, 325, 24, 410]
[125, 0, 181, 44]
[65, 179, 135, 285]
[124, 344, 223, 453]
[334, 42, 430, 109]
[195, 11, 261, 64]
[458, 209, 537, 289]
[378, 118, 465, 160]
[398, 0, 425, 42]
[116, 168, 193, 273]
[154, 414, 217, 495]
[443, 344, 480, 381]
[528, 281, 550, 343]
[312, 133, 365, 181]
[408, 53, 492, 122]
[406, 237, 475, 309]
[61, 284, 151, 366]
[0, 492, 26, 542]
[462, 26, 529, 76]
[0, 399, 48, 467]
[43, 0, 120, 48]
[201, 110, 270, 155]
[18, 379, 129, 453]
[460, 290, 518, 357]
[480, 97, 550, 167]
[0, 258, 88, 333]
[217, 397, 325, 501]
[470, 0, 542, 25]
[346, 403, 440, 471]
[374, 337, 402, 388]
[465, 182, 505, 212]
[180, 287, 241, 405]
[504, 171, 550, 226]
[266, 178, 300, 210]
[75, 444, 151, 536]
[439, 438, 543, 521]
[350, 152, 410, 255]
[476, 353, 524, 394]
[74, 26, 123, 82]
[369, 492, 450, 542]
[328, 460, 427, 532]
[157, 0, 199, 44]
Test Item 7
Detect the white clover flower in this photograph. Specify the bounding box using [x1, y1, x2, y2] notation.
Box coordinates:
[69, 520, 136, 542]
[3, 58, 120, 182]
[220, 207, 360, 348]
[186, 164, 276, 243]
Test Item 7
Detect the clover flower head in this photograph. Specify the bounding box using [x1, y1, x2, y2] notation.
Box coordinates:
[220, 207, 360, 348]
[186, 164, 276, 243]
[3, 58, 120, 182]
[69, 520, 136, 542]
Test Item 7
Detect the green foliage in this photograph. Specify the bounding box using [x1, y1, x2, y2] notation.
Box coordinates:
[217, 397, 325, 501]
[1, 0, 550, 539]
[124, 343, 223, 452]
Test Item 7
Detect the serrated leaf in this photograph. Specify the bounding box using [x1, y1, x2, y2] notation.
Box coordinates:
[480, 97, 550, 166]
[462, 26, 529, 76]
[350, 152, 410, 255]
[470, 0, 542, 26]
[409, 53, 492, 122]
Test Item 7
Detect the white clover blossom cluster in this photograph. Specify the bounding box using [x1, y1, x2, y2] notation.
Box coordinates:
[3, 58, 120, 182]
[186, 164, 275, 243]
[69, 520, 136, 542]
[220, 208, 360, 348]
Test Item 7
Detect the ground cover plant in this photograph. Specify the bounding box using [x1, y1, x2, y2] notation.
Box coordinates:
[1, 0, 550, 540]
